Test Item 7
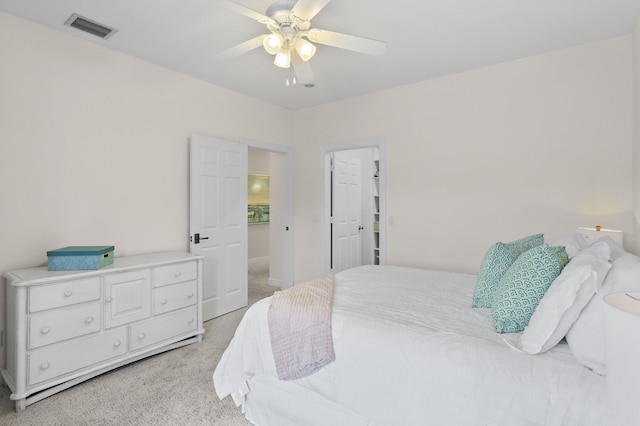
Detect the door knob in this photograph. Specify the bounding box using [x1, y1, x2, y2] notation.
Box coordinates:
[194, 233, 209, 244]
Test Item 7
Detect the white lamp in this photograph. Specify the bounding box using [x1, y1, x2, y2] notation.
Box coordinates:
[295, 38, 316, 61]
[576, 226, 623, 246]
[262, 31, 316, 70]
[274, 49, 291, 68]
[263, 33, 284, 55]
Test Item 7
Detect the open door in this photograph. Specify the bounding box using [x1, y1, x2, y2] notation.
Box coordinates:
[190, 135, 248, 320]
[332, 151, 363, 273]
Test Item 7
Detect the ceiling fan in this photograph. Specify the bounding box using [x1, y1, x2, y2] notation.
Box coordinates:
[216, 0, 386, 87]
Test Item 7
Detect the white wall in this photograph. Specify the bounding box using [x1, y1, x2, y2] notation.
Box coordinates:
[269, 152, 284, 286]
[291, 36, 633, 280]
[633, 19, 640, 255]
[0, 12, 291, 367]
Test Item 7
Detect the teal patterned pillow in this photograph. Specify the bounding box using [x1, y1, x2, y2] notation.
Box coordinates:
[472, 233, 544, 308]
[491, 245, 569, 333]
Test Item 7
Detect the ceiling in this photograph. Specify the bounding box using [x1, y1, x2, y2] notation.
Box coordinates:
[1, 0, 640, 110]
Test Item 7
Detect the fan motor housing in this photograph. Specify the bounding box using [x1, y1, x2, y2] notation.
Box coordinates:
[267, 0, 308, 28]
[266, 0, 297, 19]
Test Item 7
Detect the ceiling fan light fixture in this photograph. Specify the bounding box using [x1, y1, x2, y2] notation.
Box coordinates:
[263, 33, 284, 55]
[295, 38, 316, 61]
[274, 49, 291, 68]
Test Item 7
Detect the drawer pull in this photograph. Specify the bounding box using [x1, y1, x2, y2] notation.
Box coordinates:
[105, 297, 112, 303]
[41, 326, 51, 334]
[160, 299, 168, 305]
[40, 362, 50, 370]
[138, 332, 146, 340]
[114, 340, 122, 348]
[85, 316, 94, 324]
[174, 271, 182, 278]
[64, 290, 73, 297]
[187, 318, 194, 324]
[187, 292, 194, 298]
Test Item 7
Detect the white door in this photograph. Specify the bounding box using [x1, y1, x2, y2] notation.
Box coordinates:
[332, 152, 362, 273]
[190, 135, 248, 320]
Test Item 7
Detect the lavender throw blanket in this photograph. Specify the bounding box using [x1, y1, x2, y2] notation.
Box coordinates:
[268, 274, 335, 381]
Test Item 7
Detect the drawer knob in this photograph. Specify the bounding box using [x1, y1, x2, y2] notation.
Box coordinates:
[105, 297, 112, 303]
[160, 299, 168, 305]
[138, 332, 146, 340]
[40, 362, 50, 370]
[187, 318, 194, 324]
[41, 326, 51, 334]
[64, 290, 73, 297]
[187, 292, 194, 298]
[114, 340, 122, 348]
[174, 271, 182, 278]
[85, 316, 94, 324]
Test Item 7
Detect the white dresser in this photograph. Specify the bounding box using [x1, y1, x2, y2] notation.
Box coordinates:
[1, 251, 204, 411]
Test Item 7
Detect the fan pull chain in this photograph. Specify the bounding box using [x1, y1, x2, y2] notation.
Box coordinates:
[285, 77, 297, 87]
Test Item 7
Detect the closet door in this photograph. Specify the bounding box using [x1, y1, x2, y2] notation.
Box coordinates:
[332, 151, 363, 273]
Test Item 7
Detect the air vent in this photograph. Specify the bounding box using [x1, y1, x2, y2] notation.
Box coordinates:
[64, 14, 117, 40]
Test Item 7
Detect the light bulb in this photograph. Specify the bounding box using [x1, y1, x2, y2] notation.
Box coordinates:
[295, 39, 316, 61]
[263, 33, 283, 55]
[274, 49, 291, 68]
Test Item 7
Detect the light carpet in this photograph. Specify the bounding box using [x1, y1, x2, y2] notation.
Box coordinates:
[0, 265, 279, 426]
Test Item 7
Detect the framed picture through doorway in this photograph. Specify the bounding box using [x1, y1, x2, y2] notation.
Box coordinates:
[248, 173, 270, 224]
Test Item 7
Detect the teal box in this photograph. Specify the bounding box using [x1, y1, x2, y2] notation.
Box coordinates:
[47, 246, 115, 271]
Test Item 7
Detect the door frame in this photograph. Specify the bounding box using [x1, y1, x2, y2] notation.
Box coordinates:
[321, 137, 386, 274]
[242, 138, 294, 289]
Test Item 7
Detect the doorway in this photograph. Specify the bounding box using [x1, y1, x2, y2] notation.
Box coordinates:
[244, 138, 294, 290]
[321, 137, 386, 274]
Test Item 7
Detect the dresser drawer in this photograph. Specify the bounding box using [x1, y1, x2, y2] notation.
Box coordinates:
[152, 261, 197, 287]
[153, 281, 197, 315]
[28, 327, 127, 386]
[130, 306, 198, 352]
[29, 277, 101, 313]
[29, 303, 101, 349]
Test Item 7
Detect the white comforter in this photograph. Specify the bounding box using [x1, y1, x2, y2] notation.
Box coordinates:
[214, 265, 614, 425]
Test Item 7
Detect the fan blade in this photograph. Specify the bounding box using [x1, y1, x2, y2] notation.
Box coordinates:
[307, 28, 386, 56]
[292, 53, 315, 86]
[292, 0, 332, 21]
[221, 0, 275, 25]
[214, 35, 266, 61]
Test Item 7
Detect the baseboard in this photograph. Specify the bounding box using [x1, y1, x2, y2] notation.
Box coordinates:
[248, 256, 269, 265]
[268, 278, 283, 288]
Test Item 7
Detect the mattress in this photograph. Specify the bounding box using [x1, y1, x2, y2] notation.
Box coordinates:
[214, 265, 614, 425]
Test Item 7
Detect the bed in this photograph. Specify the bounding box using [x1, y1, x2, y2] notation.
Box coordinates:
[214, 234, 639, 425]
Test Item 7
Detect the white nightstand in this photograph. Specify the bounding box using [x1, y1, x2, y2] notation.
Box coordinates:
[603, 292, 640, 426]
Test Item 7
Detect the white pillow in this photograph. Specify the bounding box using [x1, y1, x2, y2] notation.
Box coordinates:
[515, 241, 611, 354]
[565, 245, 640, 374]
[551, 233, 589, 259]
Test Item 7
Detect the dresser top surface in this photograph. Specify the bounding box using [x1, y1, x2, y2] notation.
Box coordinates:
[4, 251, 202, 285]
